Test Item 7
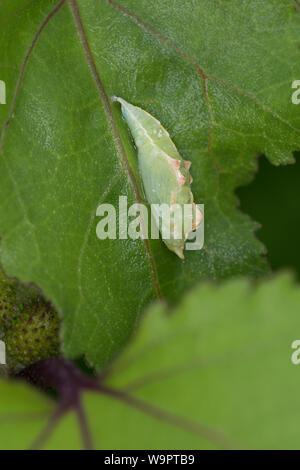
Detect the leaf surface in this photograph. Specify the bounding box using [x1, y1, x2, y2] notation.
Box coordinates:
[0, 0, 299, 366]
[0, 380, 52, 450]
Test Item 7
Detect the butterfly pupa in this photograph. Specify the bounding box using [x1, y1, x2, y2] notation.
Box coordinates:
[113, 96, 202, 259]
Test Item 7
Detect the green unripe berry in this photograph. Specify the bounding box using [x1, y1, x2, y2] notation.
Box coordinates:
[0, 270, 60, 373]
[6, 297, 60, 372]
[0, 271, 19, 334]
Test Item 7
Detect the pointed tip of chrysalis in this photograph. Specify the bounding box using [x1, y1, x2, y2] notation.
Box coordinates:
[164, 240, 185, 259]
[112, 96, 128, 107]
[174, 247, 185, 260]
[112, 96, 127, 105]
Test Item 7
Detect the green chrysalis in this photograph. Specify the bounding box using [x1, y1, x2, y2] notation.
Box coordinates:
[113, 97, 202, 259]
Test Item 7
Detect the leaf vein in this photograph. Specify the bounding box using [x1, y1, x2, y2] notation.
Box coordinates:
[68, 0, 162, 300]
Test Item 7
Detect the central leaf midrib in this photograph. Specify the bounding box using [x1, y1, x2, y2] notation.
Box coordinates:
[68, 0, 162, 299]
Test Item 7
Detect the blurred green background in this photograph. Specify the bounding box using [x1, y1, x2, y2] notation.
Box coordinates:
[237, 151, 300, 279]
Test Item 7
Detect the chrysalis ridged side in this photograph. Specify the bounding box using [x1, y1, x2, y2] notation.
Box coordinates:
[113, 96, 202, 259]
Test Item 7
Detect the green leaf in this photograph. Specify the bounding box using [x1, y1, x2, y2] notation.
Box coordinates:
[0, 0, 299, 367]
[90, 274, 300, 449]
[2, 274, 300, 449]
[0, 379, 83, 449]
[0, 380, 52, 450]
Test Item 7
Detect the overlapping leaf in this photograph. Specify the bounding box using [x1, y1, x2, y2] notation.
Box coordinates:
[1, 275, 300, 449]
